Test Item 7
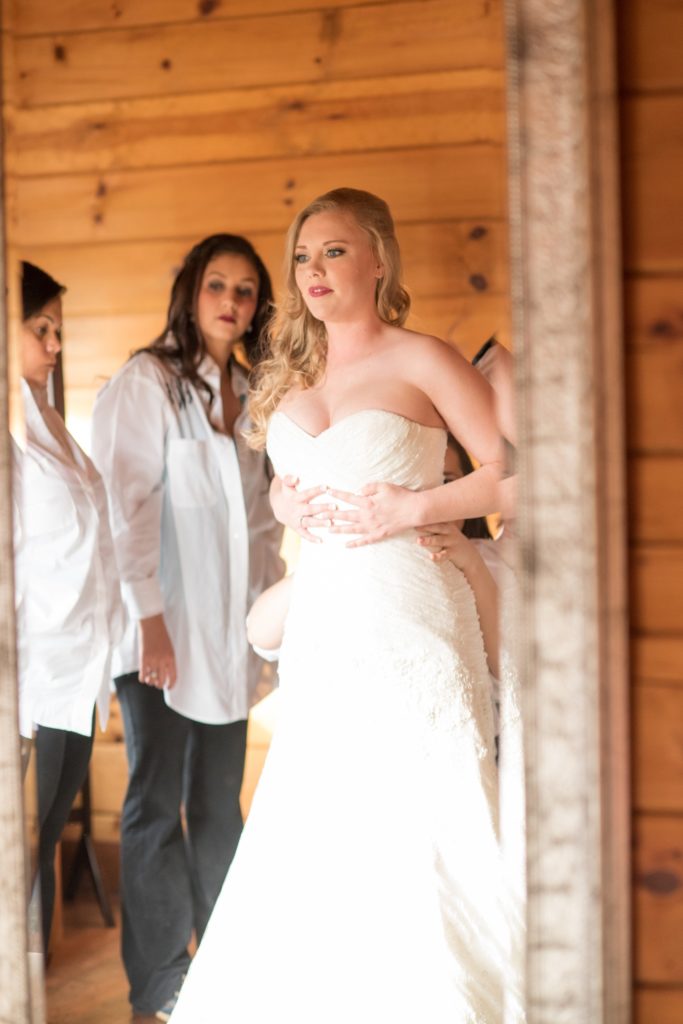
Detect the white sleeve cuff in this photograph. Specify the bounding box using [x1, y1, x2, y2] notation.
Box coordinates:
[121, 577, 164, 620]
[252, 643, 281, 663]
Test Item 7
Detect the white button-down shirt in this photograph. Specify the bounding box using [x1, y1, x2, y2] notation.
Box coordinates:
[91, 350, 284, 725]
[13, 379, 124, 738]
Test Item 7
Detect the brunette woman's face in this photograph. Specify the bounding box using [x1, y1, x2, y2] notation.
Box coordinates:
[293, 210, 383, 323]
[21, 295, 63, 389]
[195, 253, 259, 365]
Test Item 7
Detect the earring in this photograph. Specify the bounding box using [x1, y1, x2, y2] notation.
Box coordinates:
[245, 323, 253, 334]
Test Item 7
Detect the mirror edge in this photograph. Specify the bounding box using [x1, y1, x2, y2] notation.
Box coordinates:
[505, 0, 631, 1021]
[0, 150, 34, 1024]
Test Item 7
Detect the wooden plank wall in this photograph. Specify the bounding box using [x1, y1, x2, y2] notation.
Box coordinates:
[2, 1, 508, 858]
[618, 2, 683, 1021]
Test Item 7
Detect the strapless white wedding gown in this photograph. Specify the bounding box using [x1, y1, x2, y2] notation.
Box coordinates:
[171, 410, 506, 1024]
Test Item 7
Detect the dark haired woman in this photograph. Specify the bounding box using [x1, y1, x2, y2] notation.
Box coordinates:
[91, 235, 284, 1021]
[14, 261, 123, 953]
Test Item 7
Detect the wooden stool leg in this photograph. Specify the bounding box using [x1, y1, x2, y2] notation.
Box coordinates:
[50, 839, 64, 954]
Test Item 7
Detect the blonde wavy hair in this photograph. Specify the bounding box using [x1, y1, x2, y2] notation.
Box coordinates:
[248, 187, 411, 448]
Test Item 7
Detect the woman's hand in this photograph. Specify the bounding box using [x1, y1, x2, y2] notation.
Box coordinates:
[270, 474, 336, 543]
[138, 613, 177, 689]
[418, 522, 500, 677]
[416, 521, 477, 569]
[326, 482, 423, 548]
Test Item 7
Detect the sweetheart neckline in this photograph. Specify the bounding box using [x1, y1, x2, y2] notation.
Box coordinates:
[271, 408, 447, 441]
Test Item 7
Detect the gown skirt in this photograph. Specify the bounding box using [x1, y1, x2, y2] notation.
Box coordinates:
[170, 410, 507, 1023]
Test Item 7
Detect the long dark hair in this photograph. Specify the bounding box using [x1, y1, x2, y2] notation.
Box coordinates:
[138, 234, 273, 404]
[21, 261, 65, 320]
[447, 435, 494, 540]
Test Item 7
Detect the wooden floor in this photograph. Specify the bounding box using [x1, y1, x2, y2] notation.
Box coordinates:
[45, 896, 139, 1024]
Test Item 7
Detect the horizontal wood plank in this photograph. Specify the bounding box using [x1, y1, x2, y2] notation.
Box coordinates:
[618, 0, 683, 94]
[96, 695, 124, 744]
[61, 314, 161, 395]
[633, 813, 683, 984]
[57, 292, 509, 397]
[635, 986, 683, 1024]
[623, 275, 683, 350]
[10, 218, 508, 317]
[633, 636, 683, 687]
[630, 546, 683, 634]
[621, 95, 683, 274]
[14, 0, 503, 108]
[12, 0, 402, 36]
[9, 144, 506, 246]
[89, 744, 127, 816]
[625, 342, 683, 454]
[5, 68, 505, 176]
[628, 457, 683, 543]
[632, 685, 683, 812]
[408, 293, 510, 356]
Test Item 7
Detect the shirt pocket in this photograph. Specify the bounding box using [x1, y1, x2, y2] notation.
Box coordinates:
[167, 438, 219, 508]
[23, 472, 79, 538]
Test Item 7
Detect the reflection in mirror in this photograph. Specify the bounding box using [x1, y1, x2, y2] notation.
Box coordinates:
[11, 261, 122, 1011]
[3, 1, 524, 1021]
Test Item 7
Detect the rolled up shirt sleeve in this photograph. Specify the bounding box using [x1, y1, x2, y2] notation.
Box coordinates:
[91, 358, 170, 622]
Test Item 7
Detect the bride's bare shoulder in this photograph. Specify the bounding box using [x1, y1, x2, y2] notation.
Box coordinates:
[386, 326, 465, 365]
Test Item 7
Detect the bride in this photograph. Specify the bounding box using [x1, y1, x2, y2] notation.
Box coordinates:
[170, 188, 507, 1023]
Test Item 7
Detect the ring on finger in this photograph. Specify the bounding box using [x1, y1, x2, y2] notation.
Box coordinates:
[299, 514, 306, 529]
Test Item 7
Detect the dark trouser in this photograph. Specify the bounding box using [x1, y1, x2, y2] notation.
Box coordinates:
[115, 672, 248, 1014]
[35, 722, 95, 955]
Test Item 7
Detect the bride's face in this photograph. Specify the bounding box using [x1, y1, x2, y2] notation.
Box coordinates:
[293, 210, 383, 323]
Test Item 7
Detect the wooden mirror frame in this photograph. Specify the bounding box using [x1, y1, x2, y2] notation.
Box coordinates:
[505, 0, 630, 1020]
[0, 0, 631, 1019]
[0, 154, 33, 1018]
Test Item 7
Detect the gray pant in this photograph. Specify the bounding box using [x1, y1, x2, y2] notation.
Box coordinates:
[35, 722, 94, 954]
[115, 673, 248, 1014]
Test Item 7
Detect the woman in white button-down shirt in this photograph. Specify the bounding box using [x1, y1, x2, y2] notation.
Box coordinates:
[91, 235, 284, 1021]
[14, 261, 123, 954]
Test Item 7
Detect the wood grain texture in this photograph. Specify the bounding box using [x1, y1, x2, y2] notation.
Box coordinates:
[617, 0, 683, 94]
[628, 457, 683, 543]
[621, 95, 683, 274]
[634, 986, 683, 1024]
[621, 1, 683, 988]
[14, 0, 503, 107]
[5, 68, 505, 176]
[633, 813, 683, 983]
[0, 43, 31, 1012]
[44, 910, 128, 1024]
[55, 292, 509, 400]
[12, 218, 508, 316]
[9, 144, 506, 246]
[630, 546, 683, 634]
[632, 685, 683, 813]
[623, 276, 683, 351]
[12, 0, 401, 36]
[633, 636, 683, 687]
[506, 0, 629, 1019]
[626, 342, 683, 454]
